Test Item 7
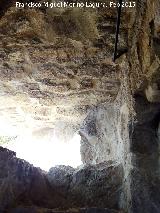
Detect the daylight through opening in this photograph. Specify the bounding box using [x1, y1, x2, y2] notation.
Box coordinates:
[0, 122, 82, 171]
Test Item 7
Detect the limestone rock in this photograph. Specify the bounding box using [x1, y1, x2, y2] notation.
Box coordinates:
[79, 105, 121, 164]
[0, 1, 160, 213]
[69, 163, 123, 209]
[0, 1, 126, 135]
[0, 147, 65, 211]
[128, 95, 160, 213]
[9, 207, 122, 213]
[0, 147, 123, 212]
[47, 165, 75, 194]
[47, 163, 123, 209]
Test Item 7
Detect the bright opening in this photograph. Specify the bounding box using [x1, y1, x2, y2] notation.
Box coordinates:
[3, 132, 82, 171]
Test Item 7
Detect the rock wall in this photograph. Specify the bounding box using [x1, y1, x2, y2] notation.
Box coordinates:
[125, 1, 160, 212]
[79, 104, 123, 165]
[127, 0, 160, 94]
[0, 147, 123, 212]
[125, 96, 160, 213]
[0, 0, 124, 136]
[0, 0, 160, 213]
[80, 1, 160, 212]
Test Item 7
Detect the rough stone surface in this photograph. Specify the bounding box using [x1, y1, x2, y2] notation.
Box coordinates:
[0, 1, 128, 137]
[79, 104, 123, 165]
[47, 163, 123, 209]
[0, 0, 160, 213]
[0, 147, 123, 212]
[127, 0, 160, 94]
[121, 1, 160, 212]
[9, 207, 122, 213]
[128, 96, 160, 213]
[0, 147, 66, 212]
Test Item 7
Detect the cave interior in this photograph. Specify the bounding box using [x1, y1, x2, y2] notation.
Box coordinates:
[0, 1, 160, 213]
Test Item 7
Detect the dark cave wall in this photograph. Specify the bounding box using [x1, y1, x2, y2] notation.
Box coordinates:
[0, 147, 124, 212]
[126, 1, 160, 212]
[129, 96, 160, 213]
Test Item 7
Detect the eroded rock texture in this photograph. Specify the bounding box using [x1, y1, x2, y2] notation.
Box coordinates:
[0, 0, 160, 213]
[123, 1, 160, 212]
[0, 147, 123, 213]
[79, 104, 121, 164]
[79, 1, 160, 212]
[128, 96, 160, 213]
[9, 207, 121, 213]
[0, 0, 128, 137]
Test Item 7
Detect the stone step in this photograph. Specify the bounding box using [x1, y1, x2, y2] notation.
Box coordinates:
[9, 207, 123, 213]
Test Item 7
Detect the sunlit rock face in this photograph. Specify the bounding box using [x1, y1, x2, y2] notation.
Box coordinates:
[0, 0, 160, 213]
[121, 1, 160, 212]
[0, 0, 129, 169]
[0, 1, 128, 136]
[80, 104, 122, 164]
[0, 3, 128, 212]
[127, 0, 160, 94]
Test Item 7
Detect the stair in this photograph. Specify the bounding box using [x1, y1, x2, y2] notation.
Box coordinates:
[9, 207, 123, 213]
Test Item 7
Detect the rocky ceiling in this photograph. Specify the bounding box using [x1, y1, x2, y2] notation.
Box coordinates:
[1, 1, 160, 212]
[0, 0, 130, 137]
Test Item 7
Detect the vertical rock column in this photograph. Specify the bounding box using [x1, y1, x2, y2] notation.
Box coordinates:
[128, 96, 160, 213]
